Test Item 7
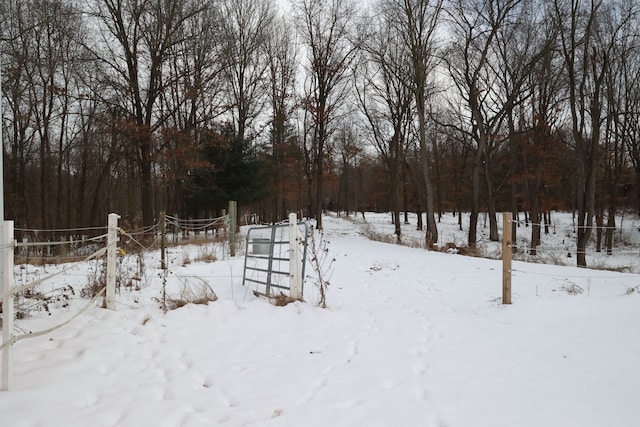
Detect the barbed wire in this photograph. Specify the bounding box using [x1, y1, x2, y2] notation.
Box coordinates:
[512, 267, 640, 279]
[0, 287, 106, 352]
[119, 229, 158, 252]
[165, 218, 226, 232]
[14, 225, 108, 233]
[512, 243, 640, 256]
[165, 214, 227, 224]
[511, 219, 639, 232]
[118, 222, 161, 237]
[15, 233, 108, 248]
[14, 252, 104, 263]
[1, 242, 112, 301]
[165, 215, 228, 233]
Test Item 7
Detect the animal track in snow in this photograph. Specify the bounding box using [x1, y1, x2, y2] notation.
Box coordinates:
[344, 339, 359, 363]
[297, 375, 328, 405]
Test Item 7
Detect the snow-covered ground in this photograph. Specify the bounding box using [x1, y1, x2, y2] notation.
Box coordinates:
[2, 212, 640, 427]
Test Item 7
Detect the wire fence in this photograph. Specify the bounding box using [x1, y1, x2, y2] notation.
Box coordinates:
[508, 217, 640, 269]
[2, 209, 238, 390]
[11, 212, 231, 266]
[4, 214, 230, 318]
[500, 213, 640, 304]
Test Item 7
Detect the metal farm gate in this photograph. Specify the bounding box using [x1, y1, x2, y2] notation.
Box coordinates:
[242, 215, 309, 299]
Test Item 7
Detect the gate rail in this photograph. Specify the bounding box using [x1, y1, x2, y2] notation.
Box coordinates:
[242, 214, 308, 299]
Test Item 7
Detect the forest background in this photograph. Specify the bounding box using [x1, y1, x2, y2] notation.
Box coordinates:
[2, 0, 639, 268]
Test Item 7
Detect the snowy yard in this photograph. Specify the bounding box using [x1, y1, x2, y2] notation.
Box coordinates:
[2, 212, 640, 426]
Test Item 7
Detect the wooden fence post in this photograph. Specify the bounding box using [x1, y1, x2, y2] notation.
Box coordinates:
[173, 213, 179, 243]
[106, 213, 120, 310]
[502, 212, 512, 304]
[221, 209, 227, 242]
[2, 220, 15, 391]
[228, 201, 237, 257]
[289, 213, 302, 300]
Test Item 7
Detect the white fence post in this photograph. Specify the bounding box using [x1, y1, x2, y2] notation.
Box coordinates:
[106, 213, 120, 310]
[289, 213, 302, 300]
[228, 201, 237, 257]
[2, 220, 15, 391]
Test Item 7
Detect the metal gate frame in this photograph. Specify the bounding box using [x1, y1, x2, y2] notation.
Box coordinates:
[242, 220, 309, 298]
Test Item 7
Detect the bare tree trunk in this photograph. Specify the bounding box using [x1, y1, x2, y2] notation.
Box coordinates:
[314, 129, 325, 229]
[386, 0, 442, 246]
[596, 210, 605, 252]
[140, 138, 154, 227]
[605, 212, 615, 255]
[482, 153, 499, 242]
[530, 204, 540, 256]
[418, 112, 438, 247]
[469, 147, 482, 247]
[391, 168, 402, 242]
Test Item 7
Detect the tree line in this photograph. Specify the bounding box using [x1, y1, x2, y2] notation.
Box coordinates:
[1, 0, 639, 267]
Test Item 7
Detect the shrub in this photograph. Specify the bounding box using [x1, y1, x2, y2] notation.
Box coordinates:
[307, 227, 335, 309]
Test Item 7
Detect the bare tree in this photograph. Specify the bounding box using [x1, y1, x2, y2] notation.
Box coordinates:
[355, 10, 413, 241]
[333, 121, 363, 217]
[1, 0, 87, 231]
[515, 46, 566, 256]
[160, 4, 227, 215]
[599, 0, 638, 253]
[294, 0, 359, 230]
[617, 3, 640, 216]
[493, 0, 561, 255]
[380, 0, 443, 246]
[552, 0, 630, 266]
[1, 0, 37, 225]
[445, 0, 529, 247]
[218, 0, 276, 143]
[86, 0, 203, 227]
[265, 15, 298, 222]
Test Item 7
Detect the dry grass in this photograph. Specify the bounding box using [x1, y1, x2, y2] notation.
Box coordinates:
[438, 242, 470, 255]
[562, 283, 584, 295]
[81, 262, 106, 299]
[193, 245, 217, 263]
[164, 233, 226, 248]
[435, 241, 489, 259]
[361, 223, 427, 248]
[270, 292, 298, 306]
[588, 259, 632, 273]
[181, 252, 192, 266]
[164, 277, 218, 311]
[361, 225, 397, 245]
[360, 221, 494, 259]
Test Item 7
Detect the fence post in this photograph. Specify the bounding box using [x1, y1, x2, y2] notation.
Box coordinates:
[221, 208, 227, 243]
[289, 213, 302, 300]
[160, 211, 166, 270]
[106, 213, 120, 310]
[228, 201, 237, 257]
[502, 212, 512, 304]
[173, 213, 179, 243]
[2, 221, 14, 391]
